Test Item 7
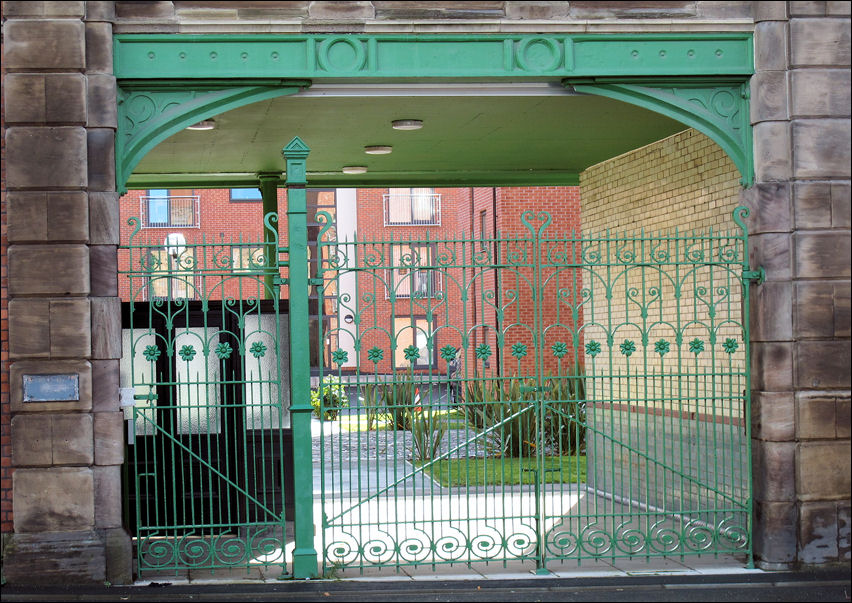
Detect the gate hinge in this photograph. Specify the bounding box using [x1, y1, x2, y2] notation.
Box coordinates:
[309, 278, 324, 288]
[743, 266, 765, 284]
[273, 276, 289, 286]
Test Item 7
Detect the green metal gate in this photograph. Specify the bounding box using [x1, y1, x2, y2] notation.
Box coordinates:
[313, 207, 756, 573]
[120, 213, 293, 576]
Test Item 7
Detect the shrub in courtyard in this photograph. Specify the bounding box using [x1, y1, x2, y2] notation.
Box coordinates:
[311, 375, 349, 420]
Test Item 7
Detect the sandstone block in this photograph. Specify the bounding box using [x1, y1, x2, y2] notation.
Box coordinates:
[114, 1, 175, 19]
[85, 22, 114, 75]
[797, 340, 851, 389]
[750, 281, 793, 342]
[9, 359, 93, 413]
[790, 1, 828, 16]
[90, 246, 118, 297]
[839, 502, 851, 560]
[87, 129, 116, 193]
[799, 501, 840, 563]
[795, 281, 849, 338]
[9, 245, 90, 296]
[373, 1, 504, 19]
[797, 394, 839, 439]
[505, 1, 571, 19]
[8, 298, 50, 359]
[754, 20, 789, 72]
[11, 414, 53, 467]
[5, 127, 88, 189]
[94, 466, 123, 529]
[7, 192, 47, 242]
[1, 530, 105, 585]
[753, 121, 791, 182]
[308, 1, 375, 19]
[1, 2, 85, 18]
[89, 192, 120, 245]
[13, 468, 95, 532]
[791, 18, 852, 66]
[750, 70, 788, 123]
[101, 527, 133, 585]
[794, 181, 833, 229]
[3, 19, 86, 69]
[91, 359, 120, 413]
[86, 74, 118, 128]
[837, 397, 851, 438]
[827, 1, 852, 15]
[794, 231, 852, 278]
[3, 74, 87, 125]
[751, 391, 795, 441]
[750, 231, 792, 282]
[832, 182, 851, 228]
[751, 341, 794, 392]
[90, 297, 121, 360]
[50, 298, 92, 358]
[753, 1, 789, 21]
[94, 412, 124, 466]
[798, 441, 852, 500]
[739, 181, 792, 234]
[8, 192, 90, 242]
[51, 414, 94, 465]
[86, 1, 116, 21]
[753, 501, 797, 565]
[793, 119, 852, 179]
[753, 440, 796, 500]
[791, 69, 851, 117]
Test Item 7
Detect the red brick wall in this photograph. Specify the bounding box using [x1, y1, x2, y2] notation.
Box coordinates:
[1, 1, 12, 534]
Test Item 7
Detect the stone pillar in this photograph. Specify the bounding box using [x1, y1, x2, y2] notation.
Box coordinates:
[2, 0, 131, 584]
[747, 0, 851, 568]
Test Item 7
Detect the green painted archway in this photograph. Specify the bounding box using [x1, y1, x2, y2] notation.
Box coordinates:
[114, 33, 754, 193]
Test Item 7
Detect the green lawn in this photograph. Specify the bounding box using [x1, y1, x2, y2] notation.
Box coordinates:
[338, 409, 468, 433]
[419, 455, 587, 487]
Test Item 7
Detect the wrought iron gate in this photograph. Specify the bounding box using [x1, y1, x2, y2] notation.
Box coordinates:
[313, 208, 755, 573]
[120, 216, 292, 576]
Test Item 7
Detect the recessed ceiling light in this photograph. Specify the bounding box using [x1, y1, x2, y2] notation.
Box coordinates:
[186, 120, 216, 131]
[392, 119, 423, 131]
[342, 166, 368, 174]
[364, 145, 393, 155]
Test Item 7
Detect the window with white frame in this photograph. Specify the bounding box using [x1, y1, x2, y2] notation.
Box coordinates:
[389, 244, 440, 298]
[231, 246, 266, 272]
[142, 189, 199, 228]
[143, 247, 196, 300]
[384, 188, 440, 226]
[393, 317, 434, 369]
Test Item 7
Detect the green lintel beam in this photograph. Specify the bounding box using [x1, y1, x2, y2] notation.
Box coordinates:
[114, 33, 753, 80]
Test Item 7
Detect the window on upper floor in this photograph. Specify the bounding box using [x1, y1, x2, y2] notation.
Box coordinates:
[384, 188, 440, 226]
[230, 188, 263, 202]
[388, 244, 441, 299]
[142, 190, 199, 228]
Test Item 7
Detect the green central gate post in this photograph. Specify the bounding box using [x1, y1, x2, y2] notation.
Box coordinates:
[283, 137, 318, 578]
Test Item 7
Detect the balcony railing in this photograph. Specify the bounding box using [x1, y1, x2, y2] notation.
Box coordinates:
[141, 195, 201, 228]
[383, 193, 441, 226]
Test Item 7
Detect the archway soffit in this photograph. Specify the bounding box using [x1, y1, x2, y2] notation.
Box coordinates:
[115, 33, 753, 193]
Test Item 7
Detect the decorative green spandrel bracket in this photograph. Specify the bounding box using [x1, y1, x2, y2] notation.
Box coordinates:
[116, 81, 310, 193]
[565, 78, 753, 187]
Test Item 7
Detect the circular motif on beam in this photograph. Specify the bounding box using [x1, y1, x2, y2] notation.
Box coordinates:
[318, 37, 367, 73]
[515, 38, 562, 72]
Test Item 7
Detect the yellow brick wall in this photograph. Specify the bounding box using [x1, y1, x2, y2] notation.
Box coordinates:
[579, 128, 746, 421]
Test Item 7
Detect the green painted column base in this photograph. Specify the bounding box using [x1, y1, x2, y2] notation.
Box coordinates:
[291, 549, 319, 579]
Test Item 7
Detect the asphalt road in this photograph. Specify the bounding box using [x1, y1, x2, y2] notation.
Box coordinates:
[2, 568, 850, 602]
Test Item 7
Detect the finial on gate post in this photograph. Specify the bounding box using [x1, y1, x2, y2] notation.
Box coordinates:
[282, 137, 310, 185]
